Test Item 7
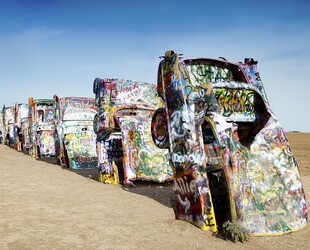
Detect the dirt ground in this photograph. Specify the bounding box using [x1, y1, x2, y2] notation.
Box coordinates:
[1, 132, 310, 250]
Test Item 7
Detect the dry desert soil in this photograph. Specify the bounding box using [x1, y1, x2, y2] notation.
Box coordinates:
[1, 132, 310, 249]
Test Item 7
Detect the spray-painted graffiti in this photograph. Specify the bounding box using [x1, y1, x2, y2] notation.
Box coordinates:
[2, 106, 15, 147]
[188, 63, 234, 84]
[241, 58, 269, 104]
[213, 88, 255, 121]
[21, 120, 31, 152]
[173, 171, 217, 232]
[28, 98, 56, 159]
[13, 103, 30, 152]
[93, 78, 172, 185]
[152, 51, 307, 236]
[36, 129, 56, 156]
[96, 133, 123, 184]
[63, 131, 97, 169]
[53, 96, 98, 169]
[97, 133, 123, 173]
[1, 103, 31, 152]
[225, 122, 308, 235]
[0, 112, 4, 144]
[119, 117, 172, 182]
[152, 51, 218, 232]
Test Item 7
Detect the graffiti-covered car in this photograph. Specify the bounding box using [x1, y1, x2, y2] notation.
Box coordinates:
[28, 98, 56, 159]
[151, 51, 307, 235]
[0, 109, 3, 144]
[93, 78, 172, 186]
[13, 103, 30, 152]
[53, 96, 98, 169]
[2, 106, 15, 147]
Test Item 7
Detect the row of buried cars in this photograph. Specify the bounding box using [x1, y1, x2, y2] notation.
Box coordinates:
[1, 96, 98, 169]
[0, 51, 307, 237]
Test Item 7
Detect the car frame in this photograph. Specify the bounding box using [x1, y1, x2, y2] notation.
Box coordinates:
[53, 95, 98, 169]
[151, 51, 307, 235]
[2, 106, 15, 147]
[93, 77, 173, 186]
[13, 103, 30, 152]
[28, 98, 56, 159]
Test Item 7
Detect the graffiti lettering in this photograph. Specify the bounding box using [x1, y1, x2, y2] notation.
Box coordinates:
[173, 176, 197, 195]
[187, 63, 234, 85]
[177, 194, 190, 213]
[214, 88, 255, 119]
[170, 110, 188, 138]
[172, 152, 202, 164]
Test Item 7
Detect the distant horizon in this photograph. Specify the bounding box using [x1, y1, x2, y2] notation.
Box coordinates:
[287, 131, 310, 133]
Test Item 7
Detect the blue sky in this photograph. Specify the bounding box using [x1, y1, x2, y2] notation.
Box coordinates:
[0, 0, 309, 132]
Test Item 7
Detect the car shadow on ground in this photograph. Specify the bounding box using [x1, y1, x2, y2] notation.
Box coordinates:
[64, 167, 99, 180]
[121, 180, 174, 208]
[35, 156, 174, 208]
[35, 157, 100, 180]
[63, 166, 174, 209]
